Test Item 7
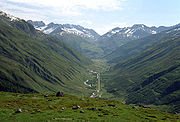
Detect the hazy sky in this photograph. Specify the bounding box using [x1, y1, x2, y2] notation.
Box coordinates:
[1, 0, 180, 35]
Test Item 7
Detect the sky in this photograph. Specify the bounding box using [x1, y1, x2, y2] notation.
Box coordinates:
[0, 0, 180, 35]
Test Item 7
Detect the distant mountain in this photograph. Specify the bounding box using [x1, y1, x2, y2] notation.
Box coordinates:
[103, 26, 180, 113]
[28, 20, 103, 59]
[98, 24, 178, 55]
[27, 20, 45, 28]
[105, 24, 180, 63]
[102, 24, 171, 39]
[0, 11, 92, 95]
[27, 20, 100, 41]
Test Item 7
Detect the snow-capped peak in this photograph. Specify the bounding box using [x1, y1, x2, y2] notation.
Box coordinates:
[28, 20, 100, 40]
[103, 24, 160, 39]
[0, 11, 19, 21]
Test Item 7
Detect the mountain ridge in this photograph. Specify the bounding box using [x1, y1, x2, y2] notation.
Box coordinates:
[27, 20, 100, 41]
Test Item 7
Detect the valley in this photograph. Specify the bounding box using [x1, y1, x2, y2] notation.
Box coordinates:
[0, 10, 180, 121]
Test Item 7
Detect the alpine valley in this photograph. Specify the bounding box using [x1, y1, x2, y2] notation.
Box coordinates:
[0, 11, 180, 121]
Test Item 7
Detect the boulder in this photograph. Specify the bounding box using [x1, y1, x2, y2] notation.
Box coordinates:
[132, 106, 138, 110]
[15, 108, 22, 113]
[72, 105, 80, 109]
[56, 91, 64, 97]
[80, 110, 84, 113]
[108, 104, 116, 107]
[89, 108, 98, 111]
[44, 95, 50, 98]
[80, 98, 85, 101]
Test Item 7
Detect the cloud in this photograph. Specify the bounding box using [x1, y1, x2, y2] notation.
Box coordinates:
[0, 0, 127, 34]
[3, 0, 126, 17]
[6, 0, 125, 10]
[1, 0, 126, 22]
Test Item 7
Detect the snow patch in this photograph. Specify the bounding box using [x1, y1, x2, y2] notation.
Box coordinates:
[43, 27, 57, 34]
[111, 29, 120, 34]
[0, 11, 19, 21]
[35, 25, 47, 31]
[174, 28, 180, 31]
[166, 27, 180, 33]
[151, 30, 157, 34]
[124, 29, 130, 34]
[60, 27, 94, 38]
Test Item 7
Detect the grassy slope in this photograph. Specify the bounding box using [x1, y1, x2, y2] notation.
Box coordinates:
[0, 92, 179, 121]
[0, 13, 92, 95]
[97, 35, 133, 55]
[102, 27, 180, 113]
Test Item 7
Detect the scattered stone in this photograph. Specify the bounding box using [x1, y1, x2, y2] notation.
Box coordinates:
[53, 118, 74, 120]
[98, 115, 103, 117]
[80, 98, 85, 101]
[36, 109, 41, 112]
[72, 105, 80, 109]
[108, 104, 116, 107]
[132, 106, 138, 110]
[60, 118, 74, 120]
[121, 101, 126, 104]
[89, 108, 98, 111]
[62, 107, 65, 110]
[143, 105, 151, 108]
[80, 110, 84, 113]
[56, 91, 64, 97]
[92, 108, 98, 111]
[104, 110, 109, 112]
[44, 95, 50, 98]
[139, 105, 151, 108]
[53, 118, 61, 120]
[15, 108, 22, 113]
[98, 108, 103, 111]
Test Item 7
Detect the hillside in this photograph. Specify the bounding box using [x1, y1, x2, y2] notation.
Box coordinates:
[0, 11, 92, 95]
[103, 26, 180, 113]
[0, 92, 179, 121]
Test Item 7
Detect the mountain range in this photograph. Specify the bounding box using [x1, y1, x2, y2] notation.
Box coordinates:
[28, 20, 180, 58]
[98, 24, 180, 55]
